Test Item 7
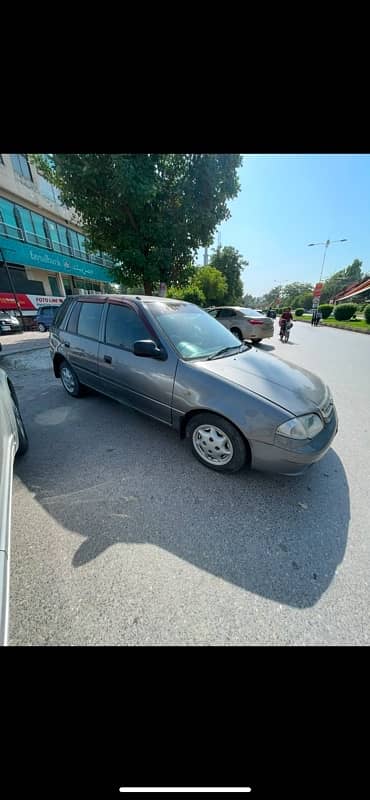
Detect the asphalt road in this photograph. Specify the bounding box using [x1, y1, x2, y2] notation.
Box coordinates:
[4, 322, 370, 644]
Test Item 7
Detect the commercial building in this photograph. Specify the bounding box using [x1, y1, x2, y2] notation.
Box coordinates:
[0, 154, 115, 325]
[333, 276, 370, 306]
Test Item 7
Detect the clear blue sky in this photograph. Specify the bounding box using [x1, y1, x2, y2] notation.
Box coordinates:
[198, 154, 370, 298]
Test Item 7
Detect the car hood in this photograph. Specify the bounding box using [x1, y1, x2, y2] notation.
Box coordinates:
[195, 348, 327, 416]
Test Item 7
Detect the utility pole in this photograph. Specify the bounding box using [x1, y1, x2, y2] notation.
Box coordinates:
[0, 246, 25, 332]
[308, 238, 348, 283]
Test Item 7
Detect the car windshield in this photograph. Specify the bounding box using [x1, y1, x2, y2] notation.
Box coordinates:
[148, 301, 246, 360]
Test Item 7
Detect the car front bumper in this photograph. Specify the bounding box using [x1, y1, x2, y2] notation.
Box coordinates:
[250, 407, 338, 476]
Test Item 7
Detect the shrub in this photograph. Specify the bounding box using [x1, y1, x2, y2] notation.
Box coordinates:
[318, 303, 333, 319]
[333, 303, 358, 321]
[295, 308, 304, 316]
[364, 304, 370, 324]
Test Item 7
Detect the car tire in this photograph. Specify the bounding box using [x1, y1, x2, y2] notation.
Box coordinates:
[186, 413, 247, 473]
[230, 327, 243, 341]
[38, 323, 46, 332]
[12, 397, 29, 456]
[60, 359, 84, 398]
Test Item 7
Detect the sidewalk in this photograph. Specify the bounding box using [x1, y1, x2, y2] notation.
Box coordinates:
[0, 331, 49, 357]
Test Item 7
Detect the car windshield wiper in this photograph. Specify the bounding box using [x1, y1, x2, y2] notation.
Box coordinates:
[207, 343, 250, 360]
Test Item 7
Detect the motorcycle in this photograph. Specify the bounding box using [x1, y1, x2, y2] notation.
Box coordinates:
[279, 319, 293, 343]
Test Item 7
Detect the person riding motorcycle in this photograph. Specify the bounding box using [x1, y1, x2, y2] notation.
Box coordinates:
[279, 307, 293, 340]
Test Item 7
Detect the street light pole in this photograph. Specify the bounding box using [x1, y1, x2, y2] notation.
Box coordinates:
[308, 238, 348, 284]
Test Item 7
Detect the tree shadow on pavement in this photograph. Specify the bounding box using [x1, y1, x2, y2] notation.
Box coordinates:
[15, 389, 350, 609]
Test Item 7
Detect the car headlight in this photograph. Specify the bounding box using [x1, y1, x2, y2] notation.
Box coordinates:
[276, 414, 324, 440]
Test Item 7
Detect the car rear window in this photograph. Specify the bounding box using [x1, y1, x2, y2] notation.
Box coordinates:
[52, 301, 71, 329]
[77, 302, 103, 340]
[66, 302, 81, 334]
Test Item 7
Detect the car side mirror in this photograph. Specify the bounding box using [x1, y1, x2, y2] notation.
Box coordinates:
[133, 339, 166, 360]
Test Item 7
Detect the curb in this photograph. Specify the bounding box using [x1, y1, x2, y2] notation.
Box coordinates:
[294, 318, 370, 335]
[0, 344, 49, 357]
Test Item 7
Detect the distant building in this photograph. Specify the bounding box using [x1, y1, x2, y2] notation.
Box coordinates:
[333, 276, 370, 305]
[0, 154, 115, 324]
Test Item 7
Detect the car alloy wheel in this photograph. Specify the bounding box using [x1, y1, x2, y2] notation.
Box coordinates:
[61, 364, 77, 394]
[192, 422, 234, 466]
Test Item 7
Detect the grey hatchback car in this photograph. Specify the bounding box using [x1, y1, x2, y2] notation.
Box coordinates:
[50, 296, 337, 476]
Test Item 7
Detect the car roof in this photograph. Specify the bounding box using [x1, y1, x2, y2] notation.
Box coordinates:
[69, 295, 193, 306]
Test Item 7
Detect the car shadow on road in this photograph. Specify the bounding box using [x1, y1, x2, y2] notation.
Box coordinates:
[15, 390, 350, 609]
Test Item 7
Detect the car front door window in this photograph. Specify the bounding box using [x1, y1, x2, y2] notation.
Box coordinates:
[105, 304, 150, 349]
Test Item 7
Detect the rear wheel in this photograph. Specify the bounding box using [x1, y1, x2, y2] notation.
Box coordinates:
[60, 360, 84, 397]
[230, 327, 243, 341]
[186, 413, 247, 473]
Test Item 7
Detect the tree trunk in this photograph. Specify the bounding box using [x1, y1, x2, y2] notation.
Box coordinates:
[143, 280, 153, 296]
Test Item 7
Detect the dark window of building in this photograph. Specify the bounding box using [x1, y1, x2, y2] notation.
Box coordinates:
[37, 174, 61, 204]
[57, 225, 72, 256]
[66, 302, 81, 334]
[0, 197, 21, 238]
[105, 304, 149, 350]
[44, 220, 62, 252]
[77, 234, 88, 259]
[63, 277, 73, 295]
[48, 276, 60, 296]
[68, 230, 81, 257]
[77, 302, 103, 340]
[31, 211, 50, 248]
[13, 208, 26, 240]
[11, 154, 33, 181]
[0, 264, 44, 294]
[16, 206, 35, 243]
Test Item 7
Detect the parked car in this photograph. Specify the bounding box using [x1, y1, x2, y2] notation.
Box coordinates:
[0, 368, 28, 645]
[0, 310, 21, 335]
[50, 295, 337, 477]
[206, 306, 274, 343]
[35, 305, 59, 332]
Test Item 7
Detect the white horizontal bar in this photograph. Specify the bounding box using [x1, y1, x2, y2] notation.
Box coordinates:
[119, 789, 252, 793]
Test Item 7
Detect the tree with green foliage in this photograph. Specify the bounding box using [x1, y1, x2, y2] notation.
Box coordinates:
[167, 284, 205, 305]
[194, 266, 228, 306]
[209, 246, 248, 304]
[291, 290, 314, 309]
[242, 292, 257, 307]
[30, 154, 242, 295]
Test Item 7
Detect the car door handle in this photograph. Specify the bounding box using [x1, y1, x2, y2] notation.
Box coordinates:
[104, 354, 112, 364]
[63, 341, 70, 348]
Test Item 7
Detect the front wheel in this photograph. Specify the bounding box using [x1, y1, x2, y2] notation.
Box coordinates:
[60, 360, 84, 397]
[186, 413, 247, 473]
[38, 323, 46, 332]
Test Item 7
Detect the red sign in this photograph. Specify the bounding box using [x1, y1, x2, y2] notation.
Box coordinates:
[313, 282, 323, 298]
[0, 293, 64, 312]
[0, 293, 35, 310]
